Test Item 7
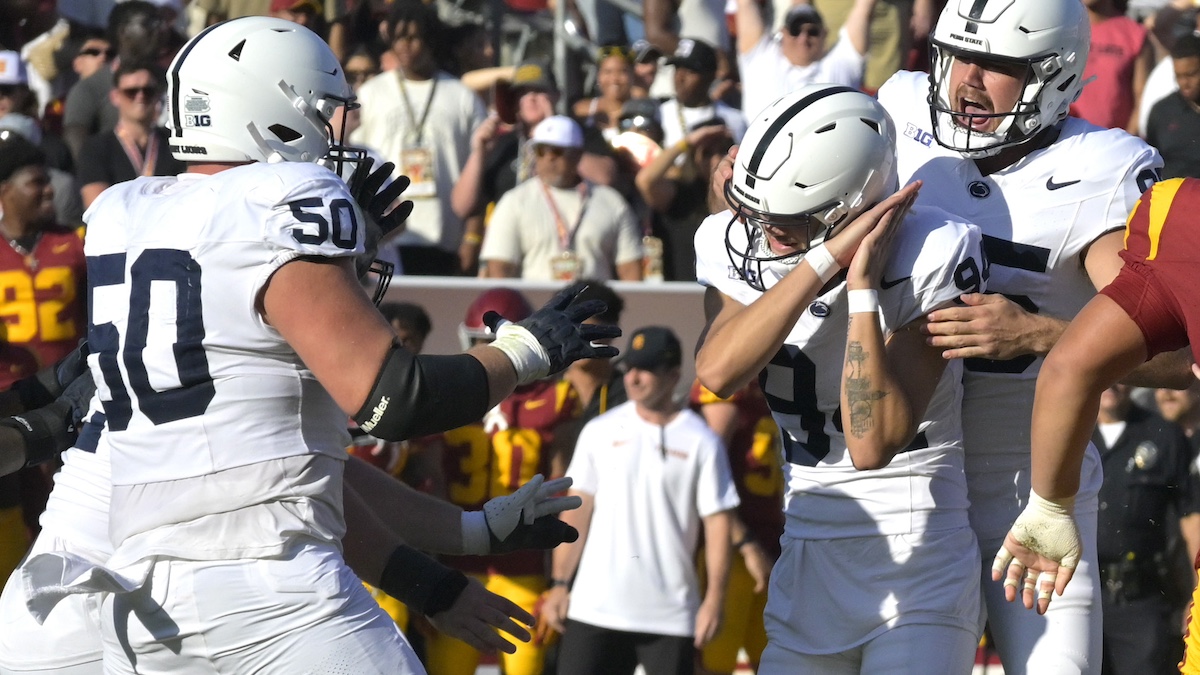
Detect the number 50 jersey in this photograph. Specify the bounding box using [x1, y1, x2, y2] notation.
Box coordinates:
[84, 162, 364, 490]
[695, 205, 985, 540]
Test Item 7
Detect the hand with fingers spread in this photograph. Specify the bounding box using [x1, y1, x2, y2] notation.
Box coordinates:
[427, 577, 535, 655]
[461, 474, 582, 554]
[348, 157, 414, 279]
[991, 492, 1080, 614]
[485, 287, 622, 385]
[922, 292, 1048, 361]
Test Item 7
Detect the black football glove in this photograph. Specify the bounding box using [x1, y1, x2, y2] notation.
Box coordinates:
[348, 157, 414, 299]
[491, 515, 579, 553]
[483, 287, 621, 384]
[0, 368, 95, 469]
[12, 339, 89, 410]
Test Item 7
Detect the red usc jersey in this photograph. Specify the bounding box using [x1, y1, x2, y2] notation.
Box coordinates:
[1102, 178, 1200, 362]
[441, 378, 580, 575]
[0, 226, 86, 389]
[690, 380, 785, 558]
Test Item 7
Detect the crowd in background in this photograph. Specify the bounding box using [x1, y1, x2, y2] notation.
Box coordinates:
[3, 0, 1200, 673]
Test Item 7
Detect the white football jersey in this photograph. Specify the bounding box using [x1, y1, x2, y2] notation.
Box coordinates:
[878, 71, 1163, 539]
[694, 206, 984, 539]
[83, 162, 361, 488]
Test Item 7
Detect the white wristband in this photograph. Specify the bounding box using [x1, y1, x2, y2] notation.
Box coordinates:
[489, 322, 551, 385]
[804, 243, 840, 283]
[461, 510, 490, 555]
[846, 289, 879, 314]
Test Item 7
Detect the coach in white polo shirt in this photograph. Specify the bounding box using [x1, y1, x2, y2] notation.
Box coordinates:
[736, 1, 873, 119]
[480, 115, 643, 282]
[545, 326, 740, 675]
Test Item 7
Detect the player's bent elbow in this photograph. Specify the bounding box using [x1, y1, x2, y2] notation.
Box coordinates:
[694, 358, 742, 400]
[846, 442, 895, 471]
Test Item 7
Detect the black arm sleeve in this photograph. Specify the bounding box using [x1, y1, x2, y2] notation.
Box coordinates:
[377, 544, 470, 616]
[353, 343, 491, 441]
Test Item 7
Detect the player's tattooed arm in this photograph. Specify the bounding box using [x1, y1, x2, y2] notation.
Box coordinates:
[844, 340, 887, 438]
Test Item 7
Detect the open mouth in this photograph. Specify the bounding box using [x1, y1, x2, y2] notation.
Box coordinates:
[954, 95, 994, 131]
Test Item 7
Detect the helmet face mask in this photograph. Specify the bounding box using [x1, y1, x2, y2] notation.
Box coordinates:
[927, 0, 1089, 158]
[723, 85, 897, 293]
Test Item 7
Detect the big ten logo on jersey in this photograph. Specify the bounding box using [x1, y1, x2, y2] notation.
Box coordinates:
[903, 122, 934, 148]
[0, 267, 79, 343]
[441, 426, 544, 506]
[184, 114, 211, 127]
[729, 265, 759, 286]
[288, 198, 359, 250]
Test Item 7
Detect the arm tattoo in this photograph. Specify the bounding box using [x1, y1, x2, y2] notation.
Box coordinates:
[845, 338, 887, 438]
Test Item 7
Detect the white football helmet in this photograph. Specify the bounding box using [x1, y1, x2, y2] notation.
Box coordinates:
[724, 85, 897, 291]
[166, 16, 356, 165]
[929, 0, 1089, 157]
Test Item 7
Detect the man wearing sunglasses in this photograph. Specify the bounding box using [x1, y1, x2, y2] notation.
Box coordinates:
[735, 0, 875, 119]
[77, 62, 184, 209]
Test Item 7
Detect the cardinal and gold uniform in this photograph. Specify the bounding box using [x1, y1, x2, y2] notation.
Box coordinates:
[0, 225, 84, 588]
[426, 379, 579, 675]
[691, 381, 783, 674]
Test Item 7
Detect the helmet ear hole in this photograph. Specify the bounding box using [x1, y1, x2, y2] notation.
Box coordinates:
[269, 125, 303, 142]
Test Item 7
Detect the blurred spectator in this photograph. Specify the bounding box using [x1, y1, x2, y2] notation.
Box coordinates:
[545, 325, 739, 675]
[380, 301, 433, 354]
[481, 115, 643, 282]
[195, 0, 272, 23]
[62, 1, 171, 163]
[659, 39, 746, 150]
[351, 0, 485, 275]
[610, 97, 665, 169]
[72, 35, 113, 82]
[1146, 32, 1200, 178]
[644, 0, 731, 99]
[737, 1, 872, 120]
[451, 59, 617, 237]
[810, 0, 928, 92]
[0, 51, 37, 119]
[270, 0, 324, 30]
[0, 50, 72, 175]
[1094, 383, 1200, 675]
[635, 120, 731, 281]
[78, 62, 185, 209]
[343, 46, 381, 93]
[630, 39, 662, 99]
[0, 121, 82, 227]
[0, 134, 86, 390]
[574, 45, 637, 142]
[1072, 0, 1156, 135]
[1158, 380, 1200, 449]
[561, 280, 628, 426]
[689, 380, 783, 675]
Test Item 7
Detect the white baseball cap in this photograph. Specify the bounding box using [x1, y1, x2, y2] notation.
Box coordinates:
[0, 52, 28, 86]
[530, 115, 583, 150]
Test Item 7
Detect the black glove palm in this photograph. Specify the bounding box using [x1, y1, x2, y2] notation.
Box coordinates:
[489, 515, 579, 554]
[483, 287, 622, 377]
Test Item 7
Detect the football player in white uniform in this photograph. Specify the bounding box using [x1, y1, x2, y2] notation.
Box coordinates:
[694, 85, 986, 674]
[874, 0, 1191, 672]
[0, 17, 621, 675]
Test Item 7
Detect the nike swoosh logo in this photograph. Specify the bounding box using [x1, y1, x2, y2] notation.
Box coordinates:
[53, 243, 71, 253]
[880, 276, 911, 289]
[1046, 177, 1081, 191]
[524, 399, 547, 409]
